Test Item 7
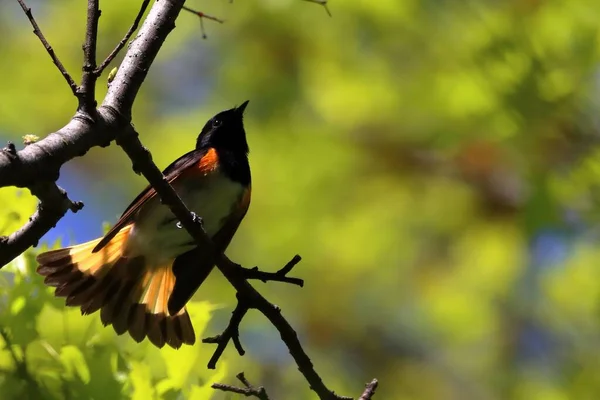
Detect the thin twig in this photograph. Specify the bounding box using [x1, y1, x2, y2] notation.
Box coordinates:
[302, 0, 332, 17]
[203, 256, 303, 367]
[79, 0, 101, 113]
[203, 296, 249, 368]
[16, 0, 78, 95]
[359, 380, 378, 400]
[96, 0, 151, 76]
[101, 0, 185, 116]
[241, 255, 304, 286]
[212, 372, 271, 400]
[182, 5, 224, 39]
[213, 374, 378, 400]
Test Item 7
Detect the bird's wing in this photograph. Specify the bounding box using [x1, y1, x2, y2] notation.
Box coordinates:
[92, 148, 212, 253]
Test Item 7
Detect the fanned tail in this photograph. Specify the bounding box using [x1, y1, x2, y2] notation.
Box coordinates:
[36, 225, 196, 349]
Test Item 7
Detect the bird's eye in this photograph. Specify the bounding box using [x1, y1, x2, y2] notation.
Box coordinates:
[212, 118, 222, 128]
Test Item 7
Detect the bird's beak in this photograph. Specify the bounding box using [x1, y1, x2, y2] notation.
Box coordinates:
[236, 100, 250, 115]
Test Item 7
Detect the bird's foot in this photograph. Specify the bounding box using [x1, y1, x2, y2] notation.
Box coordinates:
[176, 212, 203, 229]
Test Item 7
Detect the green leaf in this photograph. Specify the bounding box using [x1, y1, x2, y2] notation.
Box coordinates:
[10, 296, 25, 315]
[59, 345, 90, 384]
[0, 187, 37, 236]
[129, 361, 155, 400]
[188, 360, 227, 400]
[160, 301, 215, 389]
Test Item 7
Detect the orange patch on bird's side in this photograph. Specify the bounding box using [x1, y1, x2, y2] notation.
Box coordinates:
[240, 186, 252, 210]
[198, 148, 219, 175]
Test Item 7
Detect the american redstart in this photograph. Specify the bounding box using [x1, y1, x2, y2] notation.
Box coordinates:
[36, 101, 251, 349]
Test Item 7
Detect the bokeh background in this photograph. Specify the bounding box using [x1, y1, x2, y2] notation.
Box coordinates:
[2, 0, 600, 399]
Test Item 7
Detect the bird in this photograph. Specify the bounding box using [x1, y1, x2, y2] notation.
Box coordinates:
[36, 101, 252, 350]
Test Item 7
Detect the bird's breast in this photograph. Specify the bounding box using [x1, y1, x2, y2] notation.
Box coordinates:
[125, 171, 245, 263]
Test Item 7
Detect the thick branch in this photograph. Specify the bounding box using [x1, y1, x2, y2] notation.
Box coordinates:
[0, 114, 113, 189]
[1, 0, 189, 267]
[102, 0, 186, 117]
[0, 182, 83, 267]
[5, 0, 187, 189]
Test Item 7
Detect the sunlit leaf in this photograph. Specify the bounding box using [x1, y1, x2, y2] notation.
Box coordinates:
[59, 345, 91, 384]
[129, 361, 156, 400]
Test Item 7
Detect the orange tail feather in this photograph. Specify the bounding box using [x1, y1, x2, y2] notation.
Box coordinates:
[36, 225, 196, 349]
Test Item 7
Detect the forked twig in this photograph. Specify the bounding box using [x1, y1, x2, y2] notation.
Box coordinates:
[16, 0, 78, 94]
[96, 0, 151, 76]
[182, 5, 224, 39]
[212, 372, 271, 400]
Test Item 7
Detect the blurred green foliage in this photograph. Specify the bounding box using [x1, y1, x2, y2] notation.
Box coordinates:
[0, 194, 226, 399]
[4, 0, 600, 399]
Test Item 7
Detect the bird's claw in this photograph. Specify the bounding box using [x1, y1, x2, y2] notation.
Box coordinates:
[176, 212, 203, 229]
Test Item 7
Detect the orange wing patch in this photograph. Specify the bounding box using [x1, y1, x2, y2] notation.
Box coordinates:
[198, 148, 219, 175]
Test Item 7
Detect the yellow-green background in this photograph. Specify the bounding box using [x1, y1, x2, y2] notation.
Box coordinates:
[2, 0, 600, 399]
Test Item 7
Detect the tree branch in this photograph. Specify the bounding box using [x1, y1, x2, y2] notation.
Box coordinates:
[0, 114, 111, 189]
[16, 0, 78, 95]
[201, 256, 303, 368]
[0, 181, 83, 267]
[181, 5, 224, 39]
[112, 123, 360, 399]
[1, 0, 189, 268]
[212, 372, 270, 400]
[95, 0, 151, 76]
[78, 0, 101, 113]
[203, 297, 249, 367]
[301, 0, 332, 17]
[358, 380, 378, 400]
[241, 254, 304, 287]
[102, 0, 186, 117]
[212, 374, 379, 400]
[9, 1, 377, 398]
